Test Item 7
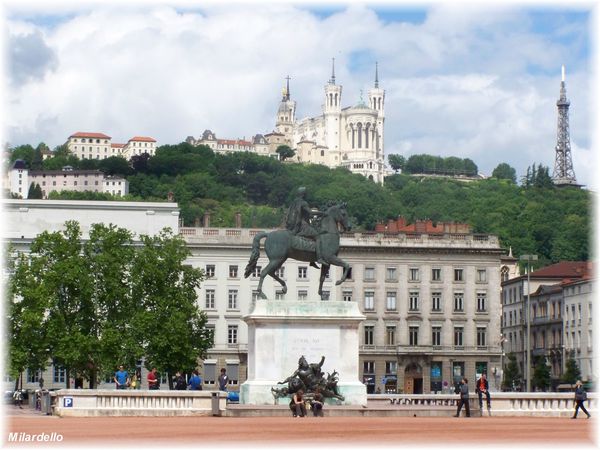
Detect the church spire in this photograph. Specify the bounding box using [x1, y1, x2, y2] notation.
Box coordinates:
[286, 75, 291, 100]
[375, 61, 379, 88]
[330, 57, 336, 85]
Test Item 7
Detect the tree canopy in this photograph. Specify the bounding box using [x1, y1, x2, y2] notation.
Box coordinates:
[492, 163, 517, 183]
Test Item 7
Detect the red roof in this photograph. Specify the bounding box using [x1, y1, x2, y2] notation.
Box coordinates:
[70, 132, 111, 139]
[111, 143, 125, 148]
[128, 136, 156, 142]
[529, 261, 589, 279]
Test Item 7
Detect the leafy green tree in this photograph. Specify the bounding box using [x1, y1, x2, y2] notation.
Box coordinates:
[27, 183, 43, 199]
[131, 152, 151, 173]
[98, 156, 132, 176]
[130, 229, 213, 389]
[532, 355, 551, 391]
[502, 353, 521, 391]
[388, 154, 405, 173]
[561, 351, 582, 385]
[492, 163, 517, 183]
[9, 145, 35, 166]
[276, 145, 295, 161]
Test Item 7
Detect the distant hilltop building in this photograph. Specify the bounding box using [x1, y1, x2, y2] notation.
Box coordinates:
[273, 60, 385, 183]
[187, 60, 385, 183]
[375, 216, 472, 234]
[66, 132, 157, 160]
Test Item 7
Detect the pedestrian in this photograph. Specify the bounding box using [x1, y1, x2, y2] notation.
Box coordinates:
[572, 380, 591, 419]
[311, 388, 324, 417]
[475, 373, 491, 416]
[453, 377, 471, 417]
[289, 389, 307, 417]
[218, 368, 228, 391]
[188, 370, 202, 391]
[114, 365, 130, 390]
[148, 367, 159, 390]
[174, 371, 187, 390]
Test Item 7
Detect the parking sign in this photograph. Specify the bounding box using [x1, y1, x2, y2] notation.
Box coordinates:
[63, 397, 73, 408]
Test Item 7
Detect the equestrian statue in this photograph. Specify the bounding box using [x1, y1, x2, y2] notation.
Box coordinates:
[244, 186, 351, 300]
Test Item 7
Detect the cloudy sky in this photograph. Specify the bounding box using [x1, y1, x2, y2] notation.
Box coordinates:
[3, 0, 597, 188]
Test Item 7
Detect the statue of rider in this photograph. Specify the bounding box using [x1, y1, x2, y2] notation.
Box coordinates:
[285, 187, 324, 264]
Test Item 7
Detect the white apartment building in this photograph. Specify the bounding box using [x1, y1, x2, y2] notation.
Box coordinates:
[121, 136, 158, 159]
[67, 132, 112, 160]
[102, 176, 129, 197]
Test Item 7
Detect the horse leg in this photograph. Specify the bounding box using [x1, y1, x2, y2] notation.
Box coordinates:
[321, 254, 350, 286]
[318, 264, 330, 299]
[259, 258, 287, 296]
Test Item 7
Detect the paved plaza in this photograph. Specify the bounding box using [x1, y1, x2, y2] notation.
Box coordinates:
[4, 408, 596, 446]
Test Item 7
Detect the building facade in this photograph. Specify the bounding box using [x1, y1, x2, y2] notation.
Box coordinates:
[185, 130, 278, 159]
[66, 132, 157, 160]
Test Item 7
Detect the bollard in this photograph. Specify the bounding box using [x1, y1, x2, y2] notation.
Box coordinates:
[211, 391, 221, 416]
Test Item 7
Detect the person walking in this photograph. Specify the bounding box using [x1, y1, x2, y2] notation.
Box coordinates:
[188, 370, 202, 391]
[174, 371, 187, 390]
[218, 368, 228, 391]
[475, 373, 491, 416]
[454, 377, 471, 417]
[572, 380, 591, 419]
[114, 365, 130, 390]
[147, 367, 159, 390]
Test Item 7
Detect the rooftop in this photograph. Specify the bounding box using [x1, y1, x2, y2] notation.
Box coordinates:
[70, 132, 112, 139]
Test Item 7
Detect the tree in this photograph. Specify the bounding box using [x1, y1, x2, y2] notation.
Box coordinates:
[98, 156, 133, 176]
[276, 145, 295, 161]
[492, 163, 517, 183]
[532, 355, 551, 391]
[502, 353, 521, 391]
[130, 229, 213, 389]
[9, 145, 35, 167]
[561, 351, 582, 385]
[9, 221, 213, 389]
[388, 154, 405, 173]
[131, 152, 151, 173]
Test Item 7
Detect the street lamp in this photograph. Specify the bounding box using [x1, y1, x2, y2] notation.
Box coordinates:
[520, 254, 538, 392]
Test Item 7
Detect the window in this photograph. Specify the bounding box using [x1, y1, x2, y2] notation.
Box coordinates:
[228, 325, 238, 344]
[454, 268, 464, 282]
[432, 268, 441, 281]
[477, 269, 487, 282]
[226, 363, 239, 385]
[205, 289, 215, 309]
[477, 292, 487, 312]
[386, 267, 397, 281]
[409, 268, 419, 281]
[275, 290, 285, 300]
[454, 327, 464, 347]
[364, 291, 375, 310]
[321, 290, 330, 301]
[432, 327, 441, 347]
[477, 327, 487, 347]
[431, 292, 441, 312]
[409, 291, 419, 311]
[343, 290, 353, 302]
[228, 289, 238, 309]
[409, 327, 419, 346]
[252, 265, 262, 278]
[298, 290, 308, 301]
[386, 292, 397, 311]
[364, 325, 374, 345]
[298, 266, 308, 279]
[385, 361, 397, 374]
[453, 292, 464, 312]
[53, 365, 66, 383]
[27, 369, 40, 383]
[204, 363, 216, 384]
[364, 267, 375, 281]
[386, 326, 396, 345]
[275, 267, 285, 278]
[363, 361, 375, 373]
[229, 265, 238, 278]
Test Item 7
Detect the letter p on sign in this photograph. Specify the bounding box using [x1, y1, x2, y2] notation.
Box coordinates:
[63, 397, 73, 407]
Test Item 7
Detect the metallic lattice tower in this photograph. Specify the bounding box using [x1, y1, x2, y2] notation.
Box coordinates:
[552, 65, 578, 186]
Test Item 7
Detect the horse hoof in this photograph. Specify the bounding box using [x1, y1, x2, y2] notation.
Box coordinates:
[335, 280, 343, 286]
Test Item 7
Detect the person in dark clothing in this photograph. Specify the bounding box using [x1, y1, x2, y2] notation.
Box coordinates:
[311, 388, 324, 417]
[174, 371, 187, 390]
[218, 368, 228, 391]
[454, 377, 471, 417]
[475, 373, 491, 416]
[289, 390, 307, 417]
[572, 380, 591, 419]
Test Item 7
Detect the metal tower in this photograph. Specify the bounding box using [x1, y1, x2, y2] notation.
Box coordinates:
[552, 65, 578, 186]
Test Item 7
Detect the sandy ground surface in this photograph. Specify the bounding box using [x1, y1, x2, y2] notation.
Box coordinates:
[3, 407, 597, 447]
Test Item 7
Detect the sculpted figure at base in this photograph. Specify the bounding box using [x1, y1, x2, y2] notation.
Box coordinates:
[271, 355, 344, 402]
[244, 187, 351, 300]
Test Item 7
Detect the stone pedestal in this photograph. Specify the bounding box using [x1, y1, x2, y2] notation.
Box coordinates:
[240, 299, 367, 406]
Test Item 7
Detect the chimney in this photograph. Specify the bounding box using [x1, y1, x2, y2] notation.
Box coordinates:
[167, 191, 174, 202]
[203, 212, 211, 228]
[235, 212, 242, 228]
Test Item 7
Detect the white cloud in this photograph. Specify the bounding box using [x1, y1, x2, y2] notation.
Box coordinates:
[4, 2, 594, 189]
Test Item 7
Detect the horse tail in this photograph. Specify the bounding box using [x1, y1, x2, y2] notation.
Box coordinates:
[244, 232, 268, 278]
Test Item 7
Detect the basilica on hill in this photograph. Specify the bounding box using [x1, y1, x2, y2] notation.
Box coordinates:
[267, 60, 386, 183]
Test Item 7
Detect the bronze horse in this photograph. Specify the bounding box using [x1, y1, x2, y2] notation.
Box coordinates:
[244, 202, 351, 300]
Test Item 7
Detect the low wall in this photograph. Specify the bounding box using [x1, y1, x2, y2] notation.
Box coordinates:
[367, 392, 597, 417]
[51, 390, 226, 417]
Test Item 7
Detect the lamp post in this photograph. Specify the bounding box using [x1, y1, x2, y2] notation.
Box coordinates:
[520, 254, 538, 392]
[499, 334, 507, 391]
